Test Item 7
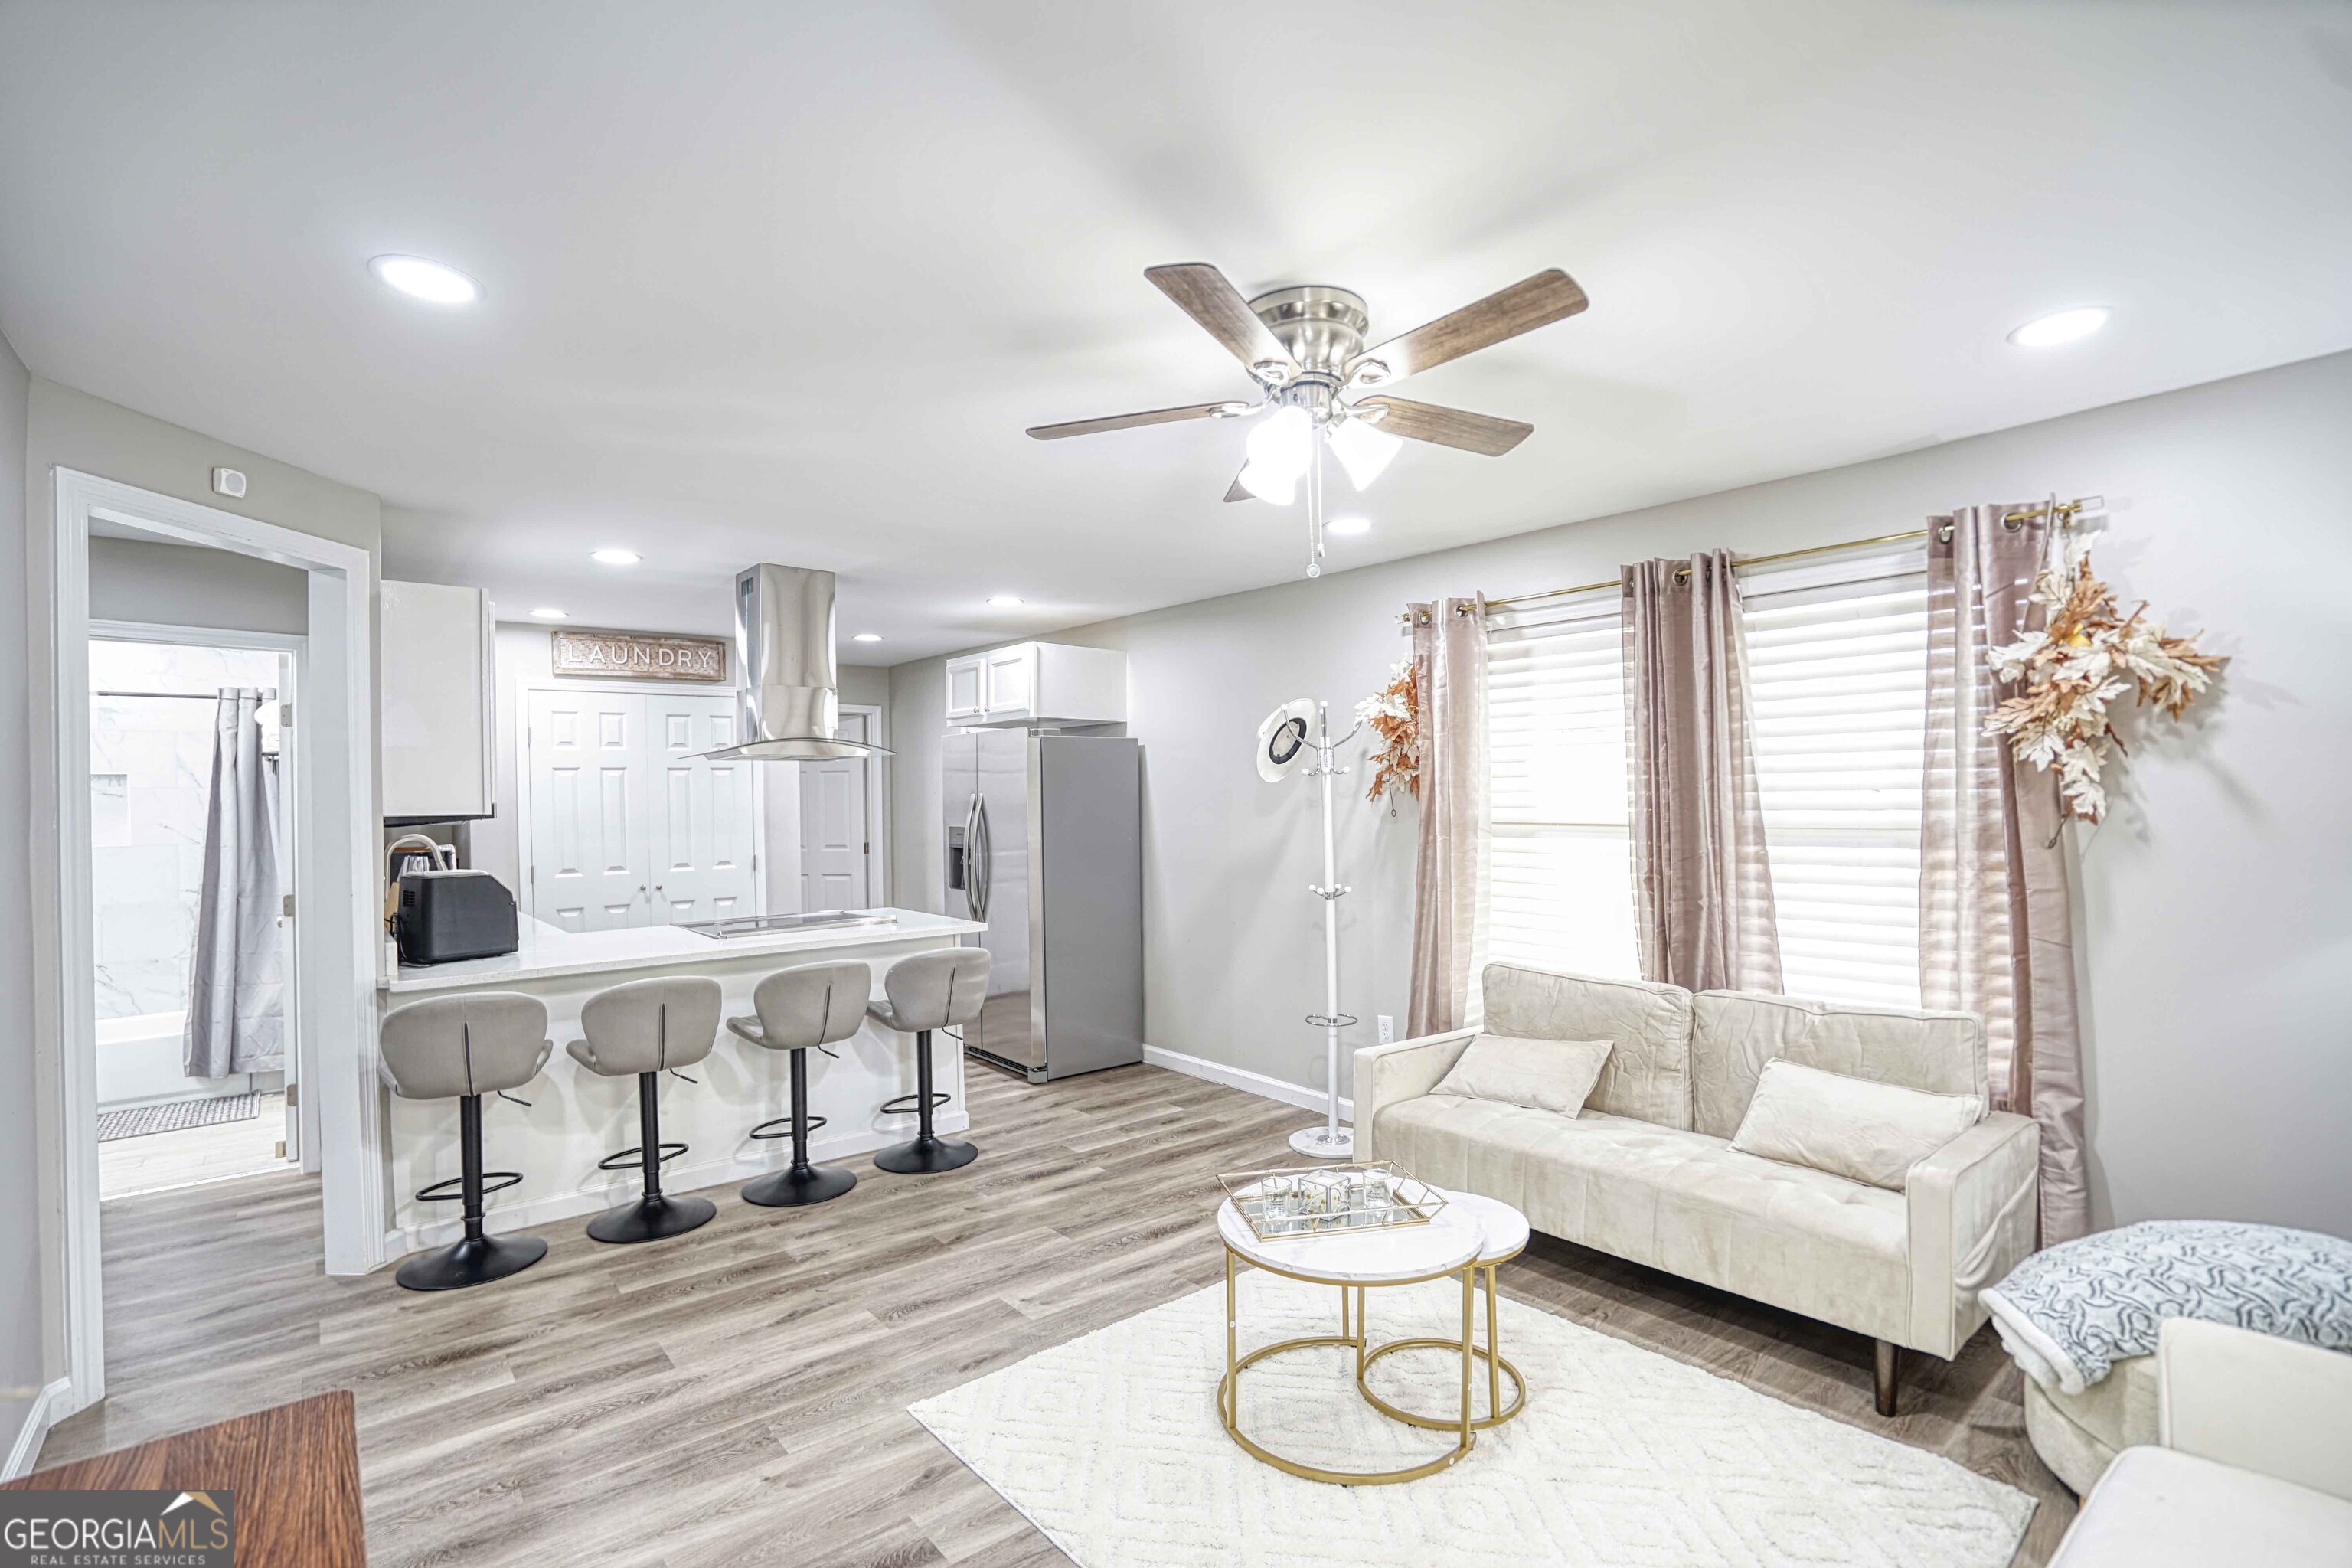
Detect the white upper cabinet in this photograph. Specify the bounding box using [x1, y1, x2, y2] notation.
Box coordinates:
[946, 642, 1125, 728]
[946, 655, 985, 720]
[380, 580, 496, 822]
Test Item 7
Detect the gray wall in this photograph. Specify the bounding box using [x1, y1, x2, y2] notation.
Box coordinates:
[26, 377, 381, 560]
[892, 349, 2352, 1236]
[0, 332, 44, 1437]
[87, 536, 308, 635]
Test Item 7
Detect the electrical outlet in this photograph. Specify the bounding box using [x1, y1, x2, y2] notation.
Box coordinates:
[1377, 1014, 1395, 1044]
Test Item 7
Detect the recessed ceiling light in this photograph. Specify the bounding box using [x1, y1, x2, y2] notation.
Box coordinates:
[852, 632, 883, 643]
[368, 254, 481, 305]
[988, 594, 1024, 608]
[528, 606, 569, 621]
[590, 548, 640, 567]
[2007, 307, 2109, 348]
[1328, 514, 1371, 537]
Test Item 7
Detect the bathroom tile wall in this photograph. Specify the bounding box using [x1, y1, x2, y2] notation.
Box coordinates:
[89, 641, 285, 1021]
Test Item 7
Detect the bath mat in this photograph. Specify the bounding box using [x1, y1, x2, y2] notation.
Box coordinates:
[98, 1093, 261, 1142]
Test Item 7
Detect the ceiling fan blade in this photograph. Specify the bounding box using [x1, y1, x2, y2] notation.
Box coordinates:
[1145, 263, 1298, 379]
[1026, 400, 1241, 440]
[1348, 269, 1588, 383]
[1223, 470, 1253, 503]
[1354, 396, 1533, 456]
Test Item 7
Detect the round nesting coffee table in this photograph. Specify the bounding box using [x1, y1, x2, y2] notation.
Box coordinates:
[1216, 1189, 1485, 1485]
[1356, 1187, 1530, 1430]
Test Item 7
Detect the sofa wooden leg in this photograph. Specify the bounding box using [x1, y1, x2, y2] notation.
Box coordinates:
[1873, 1339, 1900, 1417]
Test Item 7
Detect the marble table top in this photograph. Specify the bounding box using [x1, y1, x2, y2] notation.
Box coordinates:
[1217, 1185, 1488, 1284]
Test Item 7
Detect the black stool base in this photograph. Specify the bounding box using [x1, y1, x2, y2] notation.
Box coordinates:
[586, 1192, 717, 1244]
[743, 1164, 857, 1207]
[396, 1231, 548, 1292]
[873, 1135, 978, 1175]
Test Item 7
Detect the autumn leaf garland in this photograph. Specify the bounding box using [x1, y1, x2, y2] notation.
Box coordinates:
[1984, 550, 2225, 824]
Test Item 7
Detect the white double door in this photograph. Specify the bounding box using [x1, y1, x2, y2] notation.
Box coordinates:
[526, 687, 760, 931]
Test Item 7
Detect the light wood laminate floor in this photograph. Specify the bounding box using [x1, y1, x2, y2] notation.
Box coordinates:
[43, 1063, 2073, 1566]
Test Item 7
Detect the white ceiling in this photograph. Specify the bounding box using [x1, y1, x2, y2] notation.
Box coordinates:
[4, 2, 2348, 660]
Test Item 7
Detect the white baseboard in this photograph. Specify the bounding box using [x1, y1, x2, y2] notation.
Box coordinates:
[1142, 1044, 1351, 1125]
[382, 1112, 970, 1263]
[4, 1378, 75, 1481]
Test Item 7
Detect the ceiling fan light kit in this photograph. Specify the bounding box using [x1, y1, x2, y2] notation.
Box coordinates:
[1028, 263, 1589, 577]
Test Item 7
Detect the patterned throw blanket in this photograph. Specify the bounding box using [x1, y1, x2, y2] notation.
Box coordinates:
[1982, 1220, 2352, 1395]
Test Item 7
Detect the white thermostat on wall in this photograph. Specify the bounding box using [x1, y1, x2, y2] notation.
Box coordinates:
[211, 466, 247, 498]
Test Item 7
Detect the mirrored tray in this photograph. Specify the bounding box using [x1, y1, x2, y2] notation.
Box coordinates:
[1217, 1161, 1447, 1243]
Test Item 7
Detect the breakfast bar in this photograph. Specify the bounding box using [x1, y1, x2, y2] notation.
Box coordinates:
[377, 907, 985, 1257]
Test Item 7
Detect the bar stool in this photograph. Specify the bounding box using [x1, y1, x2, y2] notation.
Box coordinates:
[566, 975, 724, 1243]
[726, 961, 868, 1207]
[379, 992, 554, 1292]
[867, 948, 990, 1175]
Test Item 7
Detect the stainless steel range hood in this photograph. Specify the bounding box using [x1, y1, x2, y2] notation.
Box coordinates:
[699, 564, 893, 763]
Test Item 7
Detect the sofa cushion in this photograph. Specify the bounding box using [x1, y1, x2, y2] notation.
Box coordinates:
[1478, 963, 1693, 1129]
[1430, 1034, 1612, 1116]
[1377, 1094, 1911, 1341]
[2048, 1446, 2352, 1567]
[1730, 1059, 1984, 1191]
[1690, 988, 1988, 1140]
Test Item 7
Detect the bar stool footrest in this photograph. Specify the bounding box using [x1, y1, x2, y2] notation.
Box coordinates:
[879, 1091, 952, 1117]
[416, 1170, 524, 1203]
[597, 1141, 688, 1172]
[749, 1114, 828, 1141]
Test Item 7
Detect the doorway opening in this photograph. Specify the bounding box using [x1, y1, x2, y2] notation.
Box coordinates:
[88, 630, 303, 1199]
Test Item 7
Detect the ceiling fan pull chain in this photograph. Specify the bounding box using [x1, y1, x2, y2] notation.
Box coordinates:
[1305, 433, 1327, 579]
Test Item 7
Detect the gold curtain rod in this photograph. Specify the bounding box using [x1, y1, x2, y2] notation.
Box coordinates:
[1423, 495, 2100, 621]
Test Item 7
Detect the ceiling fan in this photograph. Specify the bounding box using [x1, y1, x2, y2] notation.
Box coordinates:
[1027, 263, 1589, 575]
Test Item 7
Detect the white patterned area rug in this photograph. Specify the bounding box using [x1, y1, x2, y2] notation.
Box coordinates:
[911, 1270, 2035, 1567]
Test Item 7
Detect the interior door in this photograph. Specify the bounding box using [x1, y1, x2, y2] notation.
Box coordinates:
[799, 710, 870, 910]
[646, 693, 759, 923]
[527, 688, 648, 929]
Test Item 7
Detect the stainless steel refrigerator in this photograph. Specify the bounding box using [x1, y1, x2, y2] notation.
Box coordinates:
[945, 729, 1142, 1082]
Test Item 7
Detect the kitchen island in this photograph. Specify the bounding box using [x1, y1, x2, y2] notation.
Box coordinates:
[378, 908, 985, 1257]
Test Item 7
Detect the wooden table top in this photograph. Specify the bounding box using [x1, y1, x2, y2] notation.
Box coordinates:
[5, 1390, 364, 1566]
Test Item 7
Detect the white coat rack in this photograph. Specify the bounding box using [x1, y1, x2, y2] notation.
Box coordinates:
[1259, 697, 1360, 1159]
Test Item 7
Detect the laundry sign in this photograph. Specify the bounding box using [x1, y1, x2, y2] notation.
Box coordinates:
[550, 629, 729, 682]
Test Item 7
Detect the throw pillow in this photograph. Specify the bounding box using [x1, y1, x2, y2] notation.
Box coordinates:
[1430, 1034, 1612, 1116]
[1730, 1059, 1983, 1191]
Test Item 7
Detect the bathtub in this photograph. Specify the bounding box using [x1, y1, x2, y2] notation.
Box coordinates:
[96, 1010, 283, 1111]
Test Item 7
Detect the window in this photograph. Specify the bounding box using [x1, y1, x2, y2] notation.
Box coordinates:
[1742, 553, 1931, 1010]
[1482, 595, 1640, 981]
[1478, 547, 1936, 1011]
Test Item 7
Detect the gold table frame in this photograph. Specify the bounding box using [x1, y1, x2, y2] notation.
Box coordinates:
[1217, 1245, 1478, 1486]
[1355, 1236, 1528, 1431]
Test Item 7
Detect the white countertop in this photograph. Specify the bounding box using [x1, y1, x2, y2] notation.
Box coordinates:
[383, 908, 985, 995]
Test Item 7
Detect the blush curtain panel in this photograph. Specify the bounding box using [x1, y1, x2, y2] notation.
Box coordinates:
[185, 687, 286, 1079]
[1921, 505, 2087, 1244]
[1406, 596, 1488, 1036]
[1621, 552, 1784, 995]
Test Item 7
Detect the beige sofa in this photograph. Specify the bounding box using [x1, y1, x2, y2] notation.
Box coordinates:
[2049, 1319, 2352, 1566]
[1355, 962, 2040, 1413]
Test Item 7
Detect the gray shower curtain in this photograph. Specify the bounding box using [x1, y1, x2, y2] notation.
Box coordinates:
[185, 688, 285, 1078]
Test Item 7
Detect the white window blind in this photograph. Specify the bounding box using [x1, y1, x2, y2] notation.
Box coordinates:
[1478, 548, 1939, 1015]
[1482, 598, 1641, 982]
[1741, 554, 1931, 1010]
